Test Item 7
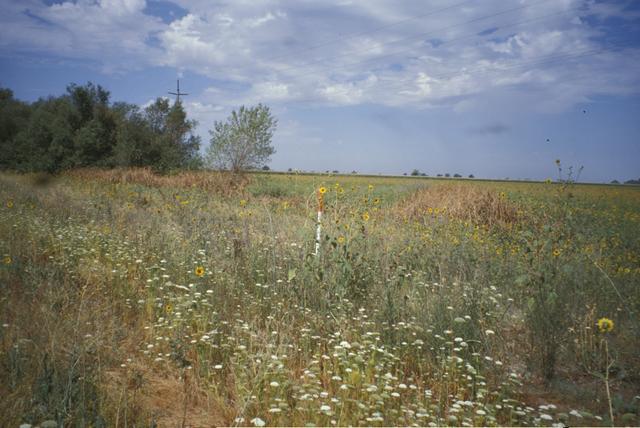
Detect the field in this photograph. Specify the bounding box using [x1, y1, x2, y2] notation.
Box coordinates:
[1, 169, 639, 427]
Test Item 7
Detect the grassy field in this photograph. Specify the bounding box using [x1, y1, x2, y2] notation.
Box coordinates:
[1, 168, 639, 427]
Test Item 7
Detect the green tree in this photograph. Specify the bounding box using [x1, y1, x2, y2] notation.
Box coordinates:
[67, 83, 118, 167]
[10, 96, 76, 172]
[0, 83, 202, 173]
[112, 103, 152, 167]
[0, 88, 32, 170]
[139, 98, 201, 172]
[206, 104, 276, 172]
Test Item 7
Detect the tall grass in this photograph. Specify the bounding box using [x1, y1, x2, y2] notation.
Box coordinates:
[1, 169, 639, 426]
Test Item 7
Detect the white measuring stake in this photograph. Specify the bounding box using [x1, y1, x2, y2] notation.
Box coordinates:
[314, 210, 322, 256]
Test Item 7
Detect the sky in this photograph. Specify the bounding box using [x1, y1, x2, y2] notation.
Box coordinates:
[1, 0, 639, 182]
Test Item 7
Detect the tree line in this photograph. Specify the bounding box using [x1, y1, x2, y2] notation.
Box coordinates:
[1, 82, 279, 174]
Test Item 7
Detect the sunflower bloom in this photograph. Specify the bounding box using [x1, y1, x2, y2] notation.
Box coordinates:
[319, 186, 327, 194]
[195, 266, 205, 277]
[597, 318, 614, 333]
[362, 212, 370, 222]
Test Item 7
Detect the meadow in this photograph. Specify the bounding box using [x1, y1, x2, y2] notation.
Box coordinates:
[1, 168, 639, 427]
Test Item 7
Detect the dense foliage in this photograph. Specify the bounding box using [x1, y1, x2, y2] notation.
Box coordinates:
[0, 84, 201, 173]
[207, 103, 277, 172]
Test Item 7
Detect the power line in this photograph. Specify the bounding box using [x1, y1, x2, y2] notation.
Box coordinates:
[267, 5, 582, 83]
[282, 43, 636, 105]
[269, 0, 558, 75]
[264, 0, 477, 63]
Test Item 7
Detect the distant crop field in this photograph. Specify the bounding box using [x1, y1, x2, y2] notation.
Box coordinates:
[1, 169, 639, 427]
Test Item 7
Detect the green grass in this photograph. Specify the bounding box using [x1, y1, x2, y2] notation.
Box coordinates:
[1, 170, 639, 427]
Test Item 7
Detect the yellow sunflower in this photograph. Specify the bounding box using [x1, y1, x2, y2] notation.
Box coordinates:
[195, 266, 205, 277]
[597, 317, 614, 333]
[319, 186, 327, 194]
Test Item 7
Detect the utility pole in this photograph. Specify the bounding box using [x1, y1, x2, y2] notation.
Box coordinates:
[168, 79, 188, 103]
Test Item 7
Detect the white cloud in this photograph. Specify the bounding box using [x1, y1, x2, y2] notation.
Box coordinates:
[1, 0, 639, 110]
[0, 0, 163, 71]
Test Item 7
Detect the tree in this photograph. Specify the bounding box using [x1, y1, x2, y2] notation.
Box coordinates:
[410, 169, 420, 176]
[141, 98, 201, 172]
[0, 88, 32, 170]
[206, 104, 276, 172]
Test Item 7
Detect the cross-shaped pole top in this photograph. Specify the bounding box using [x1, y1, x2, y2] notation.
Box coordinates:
[168, 79, 188, 103]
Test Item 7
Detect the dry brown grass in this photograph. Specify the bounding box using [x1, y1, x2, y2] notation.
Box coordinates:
[66, 167, 249, 197]
[103, 362, 226, 428]
[396, 183, 521, 227]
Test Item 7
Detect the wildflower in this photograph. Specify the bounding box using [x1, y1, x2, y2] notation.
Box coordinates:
[362, 212, 370, 222]
[555, 159, 561, 165]
[3, 256, 11, 265]
[319, 186, 327, 194]
[240, 199, 247, 207]
[337, 236, 345, 244]
[165, 303, 173, 313]
[251, 417, 266, 427]
[373, 198, 380, 205]
[597, 317, 614, 333]
[368, 184, 374, 191]
[552, 248, 561, 257]
[6, 200, 13, 208]
[195, 266, 205, 277]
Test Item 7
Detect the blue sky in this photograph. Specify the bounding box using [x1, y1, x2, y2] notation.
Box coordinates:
[1, 0, 639, 182]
